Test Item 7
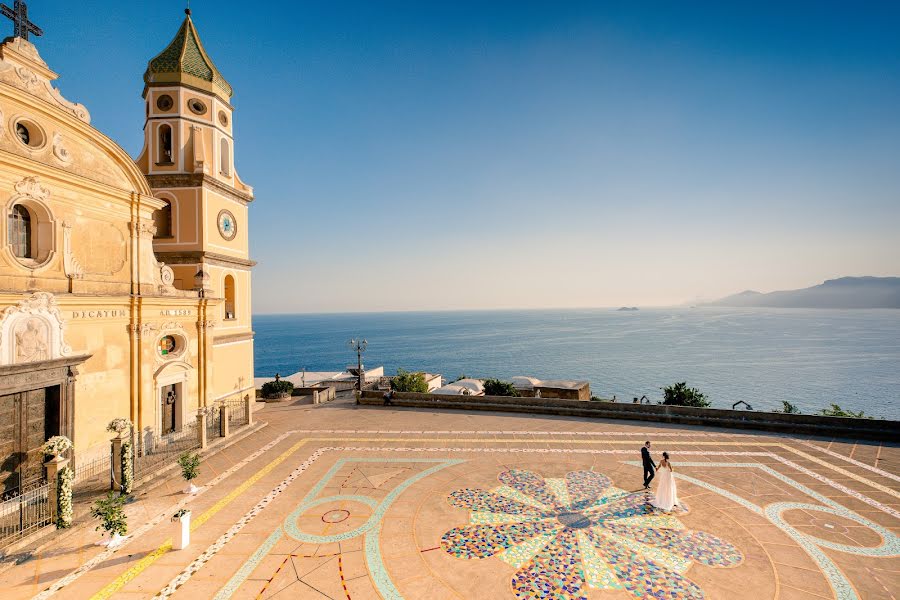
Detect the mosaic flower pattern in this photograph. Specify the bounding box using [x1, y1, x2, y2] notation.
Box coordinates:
[442, 469, 742, 600]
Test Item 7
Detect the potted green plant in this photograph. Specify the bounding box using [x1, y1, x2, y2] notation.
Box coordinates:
[177, 451, 202, 494]
[90, 491, 128, 548]
[261, 379, 293, 400]
[171, 508, 191, 550]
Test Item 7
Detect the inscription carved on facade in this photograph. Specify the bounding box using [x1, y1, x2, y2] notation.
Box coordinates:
[71, 309, 126, 319]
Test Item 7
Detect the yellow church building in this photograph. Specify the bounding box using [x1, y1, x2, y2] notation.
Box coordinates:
[0, 9, 254, 493]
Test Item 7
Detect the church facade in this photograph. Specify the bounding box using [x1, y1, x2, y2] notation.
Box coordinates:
[0, 10, 254, 493]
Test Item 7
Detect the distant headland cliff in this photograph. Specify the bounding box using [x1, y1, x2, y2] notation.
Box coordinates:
[707, 276, 900, 309]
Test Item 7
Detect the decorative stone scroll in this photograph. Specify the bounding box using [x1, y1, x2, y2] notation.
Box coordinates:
[127, 323, 158, 338]
[0, 292, 72, 365]
[61, 221, 84, 280]
[128, 221, 157, 239]
[13, 175, 50, 201]
[52, 132, 72, 165]
[0, 37, 91, 123]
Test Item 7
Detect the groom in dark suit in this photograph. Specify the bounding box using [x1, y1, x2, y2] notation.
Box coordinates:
[641, 441, 655, 490]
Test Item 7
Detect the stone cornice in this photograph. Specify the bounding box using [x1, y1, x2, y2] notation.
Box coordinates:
[153, 251, 256, 269]
[145, 173, 254, 204]
[0, 353, 92, 394]
[213, 331, 254, 345]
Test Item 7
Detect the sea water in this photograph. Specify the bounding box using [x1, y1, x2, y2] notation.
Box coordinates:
[253, 308, 900, 419]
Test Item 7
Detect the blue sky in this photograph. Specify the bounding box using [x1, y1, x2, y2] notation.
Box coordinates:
[28, 1, 900, 312]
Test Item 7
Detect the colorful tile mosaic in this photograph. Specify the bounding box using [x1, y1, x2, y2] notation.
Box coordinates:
[441, 468, 742, 600]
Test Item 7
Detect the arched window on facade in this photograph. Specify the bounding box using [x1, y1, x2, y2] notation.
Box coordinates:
[158, 124, 173, 164]
[224, 275, 236, 320]
[220, 138, 231, 176]
[8, 204, 32, 258]
[153, 200, 172, 238]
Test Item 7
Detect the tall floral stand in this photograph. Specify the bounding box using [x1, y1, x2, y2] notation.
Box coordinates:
[172, 511, 191, 550]
[44, 454, 70, 527]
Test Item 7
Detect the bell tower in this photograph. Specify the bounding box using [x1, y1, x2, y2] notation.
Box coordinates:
[136, 8, 255, 405]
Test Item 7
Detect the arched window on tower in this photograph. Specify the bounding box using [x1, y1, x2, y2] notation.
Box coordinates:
[153, 200, 172, 238]
[220, 138, 231, 176]
[8, 204, 32, 258]
[224, 275, 236, 320]
[158, 124, 173, 164]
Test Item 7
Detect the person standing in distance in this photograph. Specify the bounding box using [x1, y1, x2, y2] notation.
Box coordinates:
[641, 441, 655, 490]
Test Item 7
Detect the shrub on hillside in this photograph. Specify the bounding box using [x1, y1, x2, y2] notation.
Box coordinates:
[483, 379, 520, 397]
[662, 382, 710, 408]
[391, 369, 429, 393]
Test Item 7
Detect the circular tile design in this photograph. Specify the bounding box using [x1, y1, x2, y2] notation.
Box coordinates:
[322, 509, 350, 523]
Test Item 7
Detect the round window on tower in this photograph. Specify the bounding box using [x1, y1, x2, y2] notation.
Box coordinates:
[218, 111, 229, 127]
[188, 98, 207, 115]
[156, 94, 174, 111]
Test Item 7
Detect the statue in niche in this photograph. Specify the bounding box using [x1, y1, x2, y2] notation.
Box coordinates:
[14, 318, 49, 363]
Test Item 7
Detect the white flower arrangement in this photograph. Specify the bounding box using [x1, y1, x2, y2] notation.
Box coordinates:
[41, 435, 73, 456]
[121, 439, 134, 494]
[57, 466, 74, 528]
[106, 418, 132, 435]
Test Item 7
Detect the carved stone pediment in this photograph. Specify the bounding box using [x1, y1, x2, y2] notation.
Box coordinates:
[0, 292, 72, 366]
[0, 38, 91, 123]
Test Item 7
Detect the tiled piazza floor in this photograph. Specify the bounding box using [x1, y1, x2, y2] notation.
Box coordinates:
[3, 396, 898, 600]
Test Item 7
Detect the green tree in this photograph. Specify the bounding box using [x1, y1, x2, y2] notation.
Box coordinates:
[391, 369, 429, 393]
[662, 382, 710, 408]
[820, 403, 869, 418]
[483, 379, 520, 397]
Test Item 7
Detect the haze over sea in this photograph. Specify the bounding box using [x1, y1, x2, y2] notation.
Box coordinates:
[253, 308, 900, 419]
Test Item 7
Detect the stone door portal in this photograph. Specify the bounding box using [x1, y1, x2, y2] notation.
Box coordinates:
[0, 386, 60, 496]
[162, 384, 177, 435]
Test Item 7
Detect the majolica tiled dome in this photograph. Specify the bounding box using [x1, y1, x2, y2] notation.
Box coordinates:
[143, 10, 233, 101]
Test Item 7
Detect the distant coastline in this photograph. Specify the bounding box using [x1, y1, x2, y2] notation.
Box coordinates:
[706, 276, 900, 309]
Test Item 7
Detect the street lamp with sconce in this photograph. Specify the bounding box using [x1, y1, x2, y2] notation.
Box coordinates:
[348, 338, 367, 395]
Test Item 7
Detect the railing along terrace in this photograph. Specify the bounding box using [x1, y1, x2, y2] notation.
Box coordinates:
[0, 481, 52, 547]
[224, 398, 248, 428]
[72, 449, 112, 500]
[134, 420, 201, 478]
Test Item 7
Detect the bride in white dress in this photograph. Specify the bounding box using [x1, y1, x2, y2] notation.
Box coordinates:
[652, 452, 679, 511]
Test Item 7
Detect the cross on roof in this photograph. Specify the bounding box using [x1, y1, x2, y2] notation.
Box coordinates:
[1, 0, 42, 41]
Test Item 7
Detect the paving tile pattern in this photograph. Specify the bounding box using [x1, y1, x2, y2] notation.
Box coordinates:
[1, 398, 897, 600]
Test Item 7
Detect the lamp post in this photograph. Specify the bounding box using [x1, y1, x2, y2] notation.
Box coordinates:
[348, 337, 367, 396]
